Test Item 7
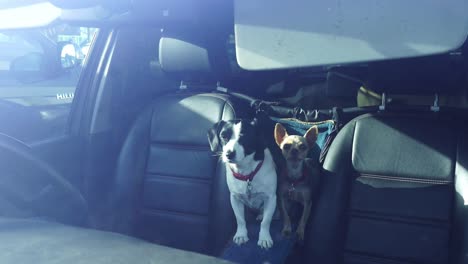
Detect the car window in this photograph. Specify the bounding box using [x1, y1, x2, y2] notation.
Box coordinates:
[0, 24, 98, 143]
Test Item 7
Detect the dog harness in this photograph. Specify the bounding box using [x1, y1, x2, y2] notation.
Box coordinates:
[231, 160, 264, 193]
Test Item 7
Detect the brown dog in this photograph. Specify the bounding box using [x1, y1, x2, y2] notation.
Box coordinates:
[274, 123, 320, 241]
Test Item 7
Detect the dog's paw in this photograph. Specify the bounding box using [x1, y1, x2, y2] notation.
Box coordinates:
[233, 229, 249, 245]
[258, 231, 273, 249]
[281, 225, 292, 237]
[281, 221, 292, 237]
[256, 213, 263, 221]
[296, 227, 305, 241]
[233, 235, 249, 245]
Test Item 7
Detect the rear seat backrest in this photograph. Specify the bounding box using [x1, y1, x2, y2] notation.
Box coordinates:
[306, 59, 468, 263]
[349, 115, 455, 263]
[306, 113, 463, 264]
[134, 93, 239, 253]
[110, 33, 250, 254]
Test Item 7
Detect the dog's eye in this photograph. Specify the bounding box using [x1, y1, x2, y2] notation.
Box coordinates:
[299, 144, 307, 151]
[283, 144, 291, 150]
[220, 132, 230, 141]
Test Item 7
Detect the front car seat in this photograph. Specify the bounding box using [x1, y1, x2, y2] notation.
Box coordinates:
[109, 32, 250, 255]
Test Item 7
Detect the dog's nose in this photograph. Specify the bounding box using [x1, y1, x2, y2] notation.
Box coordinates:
[291, 148, 299, 156]
[226, 150, 236, 160]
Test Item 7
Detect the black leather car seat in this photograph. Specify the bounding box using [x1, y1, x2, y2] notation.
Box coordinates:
[109, 34, 249, 255]
[305, 55, 468, 264]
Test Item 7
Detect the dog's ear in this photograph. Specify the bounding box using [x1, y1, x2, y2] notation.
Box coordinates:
[304, 125, 318, 147]
[249, 118, 264, 160]
[254, 144, 265, 161]
[274, 123, 288, 146]
[254, 134, 265, 161]
[207, 120, 226, 152]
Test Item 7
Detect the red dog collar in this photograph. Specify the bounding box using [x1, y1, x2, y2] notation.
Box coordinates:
[231, 160, 264, 182]
[282, 164, 308, 186]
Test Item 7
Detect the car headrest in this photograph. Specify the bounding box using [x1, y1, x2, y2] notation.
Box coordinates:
[365, 53, 466, 95]
[159, 33, 231, 82]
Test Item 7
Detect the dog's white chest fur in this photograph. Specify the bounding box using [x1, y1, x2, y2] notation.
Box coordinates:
[232, 192, 268, 210]
[226, 149, 277, 208]
[208, 119, 277, 248]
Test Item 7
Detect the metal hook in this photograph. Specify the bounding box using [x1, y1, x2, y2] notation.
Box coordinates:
[216, 81, 228, 93]
[179, 81, 187, 90]
[431, 93, 440, 112]
[379, 93, 386, 111]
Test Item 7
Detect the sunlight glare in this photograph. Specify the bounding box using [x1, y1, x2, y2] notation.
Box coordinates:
[0, 3, 61, 29]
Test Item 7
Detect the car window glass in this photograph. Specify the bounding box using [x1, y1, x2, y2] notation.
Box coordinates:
[0, 24, 98, 143]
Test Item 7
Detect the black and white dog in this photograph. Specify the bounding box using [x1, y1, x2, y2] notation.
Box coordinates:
[208, 119, 277, 249]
